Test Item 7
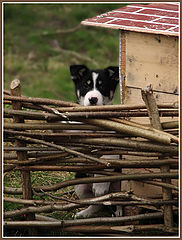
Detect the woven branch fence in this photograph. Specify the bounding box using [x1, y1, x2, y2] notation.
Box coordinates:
[3, 79, 179, 236]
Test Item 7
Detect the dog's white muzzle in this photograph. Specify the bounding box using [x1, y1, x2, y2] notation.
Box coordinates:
[80, 89, 103, 106]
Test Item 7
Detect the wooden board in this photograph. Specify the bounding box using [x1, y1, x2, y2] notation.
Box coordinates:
[120, 31, 179, 197]
[122, 31, 178, 116]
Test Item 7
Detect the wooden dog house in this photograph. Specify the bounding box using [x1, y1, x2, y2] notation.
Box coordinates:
[81, 2, 179, 106]
[81, 2, 179, 198]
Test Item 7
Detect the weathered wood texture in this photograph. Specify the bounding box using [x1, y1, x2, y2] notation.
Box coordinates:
[122, 31, 178, 107]
[3, 82, 178, 236]
[10, 79, 36, 236]
[120, 31, 179, 199]
[141, 85, 173, 228]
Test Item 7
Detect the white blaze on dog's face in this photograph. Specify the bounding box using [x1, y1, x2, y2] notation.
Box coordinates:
[80, 72, 103, 106]
[70, 65, 120, 106]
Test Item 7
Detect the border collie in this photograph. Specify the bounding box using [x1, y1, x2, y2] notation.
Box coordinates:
[70, 65, 122, 218]
[70, 65, 119, 106]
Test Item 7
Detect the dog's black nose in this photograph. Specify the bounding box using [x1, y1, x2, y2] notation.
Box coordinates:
[89, 97, 98, 105]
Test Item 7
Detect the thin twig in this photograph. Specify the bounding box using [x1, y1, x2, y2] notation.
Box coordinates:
[127, 85, 179, 95]
[32, 172, 178, 193]
[4, 211, 167, 227]
[12, 135, 109, 167]
[4, 95, 78, 107]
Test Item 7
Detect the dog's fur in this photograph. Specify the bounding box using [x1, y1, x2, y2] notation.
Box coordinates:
[70, 65, 123, 218]
[70, 65, 119, 106]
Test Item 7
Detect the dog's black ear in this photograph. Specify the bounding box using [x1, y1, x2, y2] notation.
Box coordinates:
[105, 66, 119, 82]
[70, 65, 89, 83]
[105, 66, 120, 100]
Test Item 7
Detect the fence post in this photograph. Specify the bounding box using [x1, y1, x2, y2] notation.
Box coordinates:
[10, 79, 37, 235]
[141, 85, 173, 229]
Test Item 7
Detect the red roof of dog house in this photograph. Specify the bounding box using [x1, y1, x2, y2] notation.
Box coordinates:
[81, 3, 179, 36]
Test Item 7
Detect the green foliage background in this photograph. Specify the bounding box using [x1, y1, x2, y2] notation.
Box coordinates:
[4, 3, 126, 104]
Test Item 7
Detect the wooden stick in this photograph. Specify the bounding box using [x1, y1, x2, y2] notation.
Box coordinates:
[61, 224, 177, 234]
[4, 122, 101, 131]
[57, 109, 178, 118]
[4, 109, 60, 121]
[56, 103, 178, 112]
[4, 187, 23, 195]
[95, 149, 165, 157]
[4, 196, 177, 208]
[5, 100, 45, 111]
[102, 199, 178, 207]
[4, 146, 65, 152]
[2, 147, 168, 158]
[32, 172, 178, 193]
[141, 86, 174, 229]
[4, 90, 11, 95]
[4, 94, 178, 110]
[86, 119, 172, 145]
[16, 165, 106, 172]
[4, 94, 78, 107]
[6, 155, 171, 166]
[111, 118, 178, 144]
[10, 80, 33, 198]
[4, 197, 66, 206]
[4, 120, 179, 133]
[4, 108, 178, 121]
[5, 100, 178, 120]
[4, 148, 164, 160]
[5, 192, 130, 218]
[142, 180, 178, 191]
[12, 135, 109, 167]
[141, 86, 162, 129]
[161, 121, 178, 130]
[4, 164, 16, 172]
[68, 225, 159, 234]
[5, 153, 70, 165]
[5, 172, 177, 195]
[74, 137, 178, 155]
[4, 211, 165, 227]
[4, 151, 69, 161]
[35, 214, 59, 222]
[4, 122, 178, 143]
[14, 158, 178, 170]
[10, 79, 36, 235]
[4, 129, 123, 139]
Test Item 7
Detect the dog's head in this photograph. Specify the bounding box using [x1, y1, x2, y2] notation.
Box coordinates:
[70, 65, 120, 106]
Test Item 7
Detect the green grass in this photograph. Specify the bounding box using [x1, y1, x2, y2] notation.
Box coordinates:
[4, 170, 77, 236]
[4, 3, 125, 103]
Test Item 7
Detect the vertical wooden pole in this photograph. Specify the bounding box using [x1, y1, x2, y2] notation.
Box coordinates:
[141, 85, 173, 229]
[10, 79, 36, 235]
[119, 31, 126, 203]
[119, 30, 126, 104]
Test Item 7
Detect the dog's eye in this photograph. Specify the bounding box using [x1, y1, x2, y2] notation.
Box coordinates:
[98, 80, 102, 85]
[87, 80, 91, 85]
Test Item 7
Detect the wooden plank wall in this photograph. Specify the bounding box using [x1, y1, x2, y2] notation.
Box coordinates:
[120, 31, 179, 198]
[121, 31, 178, 123]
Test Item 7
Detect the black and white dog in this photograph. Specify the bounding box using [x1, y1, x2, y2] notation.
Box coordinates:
[70, 65, 119, 106]
[70, 65, 122, 218]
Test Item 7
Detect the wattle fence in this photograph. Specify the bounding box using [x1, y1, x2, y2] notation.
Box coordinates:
[3, 79, 179, 236]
